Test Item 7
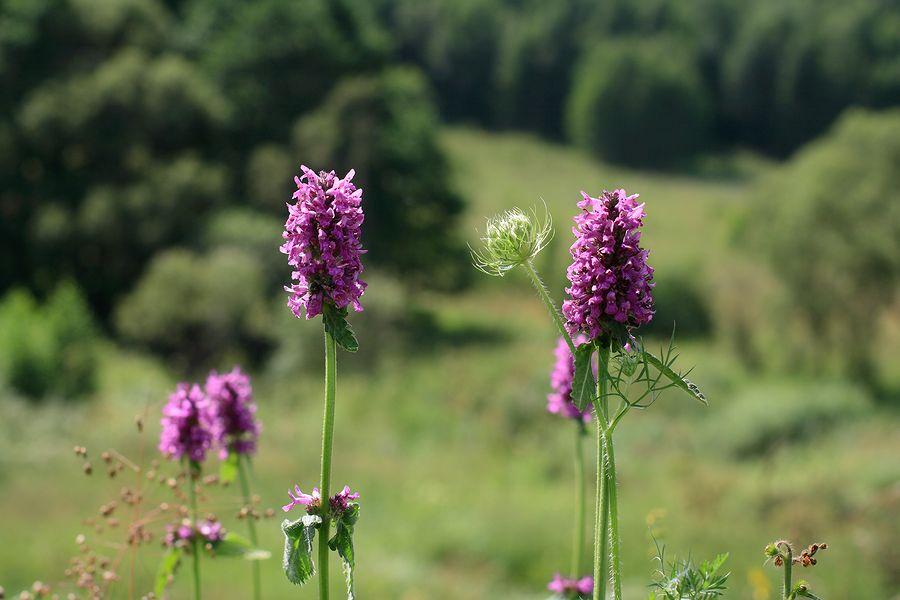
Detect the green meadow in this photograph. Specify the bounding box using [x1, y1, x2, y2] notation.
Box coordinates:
[1, 129, 895, 599]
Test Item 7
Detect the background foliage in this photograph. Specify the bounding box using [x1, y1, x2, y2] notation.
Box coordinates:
[1, 0, 899, 598]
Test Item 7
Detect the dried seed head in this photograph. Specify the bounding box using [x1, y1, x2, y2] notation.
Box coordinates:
[82, 463, 92, 475]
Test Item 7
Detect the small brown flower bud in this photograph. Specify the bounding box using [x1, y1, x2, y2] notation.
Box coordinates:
[83, 463, 92, 475]
[100, 452, 111, 464]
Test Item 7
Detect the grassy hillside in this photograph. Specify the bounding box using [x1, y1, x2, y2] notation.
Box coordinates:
[0, 129, 896, 599]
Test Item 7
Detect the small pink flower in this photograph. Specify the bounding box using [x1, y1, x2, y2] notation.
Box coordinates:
[329, 485, 360, 514]
[282, 485, 321, 513]
[548, 573, 593, 597]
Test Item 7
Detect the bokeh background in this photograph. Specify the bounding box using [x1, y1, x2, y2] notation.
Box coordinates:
[1, 0, 899, 598]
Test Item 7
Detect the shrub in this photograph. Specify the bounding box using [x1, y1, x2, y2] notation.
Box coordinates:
[115, 247, 274, 370]
[0, 282, 99, 400]
[750, 108, 900, 387]
[643, 268, 712, 339]
[706, 381, 870, 458]
[566, 36, 711, 166]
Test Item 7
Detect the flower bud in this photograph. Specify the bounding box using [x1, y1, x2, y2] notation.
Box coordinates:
[471, 206, 553, 276]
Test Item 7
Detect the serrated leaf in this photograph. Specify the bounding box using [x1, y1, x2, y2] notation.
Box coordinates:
[214, 532, 271, 560]
[571, 342, 596, 411]
[643, 351, 708, 405]
[282, 514, 320, 585]
[323, 303, 359, 352]
[219, 452, 239, 485]
[155, 547, 182, 597]
[329, 504, 359, 599]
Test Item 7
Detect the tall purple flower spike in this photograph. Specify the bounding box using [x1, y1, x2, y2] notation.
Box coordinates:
[547, 335, 593, 422]
[563, 189, 654, 341]
[280, 166, 367, 320]
[205, 367, 261, 459]
[159, 383, 213, 463]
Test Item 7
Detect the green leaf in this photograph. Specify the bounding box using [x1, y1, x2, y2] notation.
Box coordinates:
[219, 452, 239, 485]
[214, 532, 271, 560]
[323, 303, 359, 352]
[155, 547, 182, 597]
[643, 351, 707, 405]
[329, 504, 359, 599]
[571, 342, 596, 412]
[282, 514, 320, 585]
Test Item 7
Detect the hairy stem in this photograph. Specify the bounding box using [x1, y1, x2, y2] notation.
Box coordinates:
[522, 259, 576, 353]
[571, 424, 587, 578]
[237, 455, 261, 600]
[593, 346, 610, 600]
[185, 462, 201, 600]
[782, 544, 793, 600]
[604, 429, 622, 600]
[318, 329, 338, 600]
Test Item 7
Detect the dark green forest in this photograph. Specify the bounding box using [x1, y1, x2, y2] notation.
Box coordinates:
[2, 0, 900, 393]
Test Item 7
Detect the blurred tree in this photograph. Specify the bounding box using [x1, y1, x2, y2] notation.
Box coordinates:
[115, 247, 274, 370]
[752, 108, 900, 386]
[2, 0, 232, 314]
[566, 36, 711, 166]
[193, 0, 390, 144]
[374, 0, 504, 127]
[492, 0, 588, 137]
[0, 282, 99, 400]
[292, 67, 469, 290]
[723, 0, 900, 154]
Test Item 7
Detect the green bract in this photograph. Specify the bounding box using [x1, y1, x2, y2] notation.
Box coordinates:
[470, 206, 553, 276]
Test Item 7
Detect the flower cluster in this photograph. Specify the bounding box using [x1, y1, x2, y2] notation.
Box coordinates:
[205, 367, 261, 458]
[159, 384, 213, 463]
[159, 367, 261, 465]
[563, 189, 654, 340]
[283, 484, 359, 517]
[164, 518, 226, 548]
[280, 166, 367, 320]
[547, 335, 593, 422]
[548, 573, 593, 597]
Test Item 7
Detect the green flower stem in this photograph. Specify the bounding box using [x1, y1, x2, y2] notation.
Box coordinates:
[237, 456, 261, 600]
[318, 329, 338, 600]
[604, 430, 622, 600]
[781, 544, 793, 600]
[522, 259, 576, 353]
[593, 426, 609, 600]
[571, 424, 587, 578]
[592, 345, 611, 600]
[185, 462, 201, 600]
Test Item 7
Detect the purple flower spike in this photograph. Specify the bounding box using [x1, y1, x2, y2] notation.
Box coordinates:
[563, 189, 654, 341]
[159, 383, 213, 463]
[283, 486, 322, 513]
[329, 485, 360, 514]
[548, 573, 594, 597]
[547, 335, 593, 422]
[205, 366, 261, 459]
[280, 166, 367, 320]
